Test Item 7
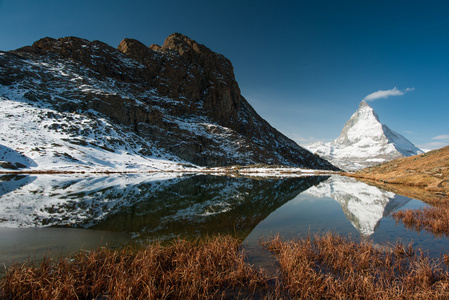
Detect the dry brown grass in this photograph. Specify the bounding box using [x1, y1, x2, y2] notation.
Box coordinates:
[3, 233, 449, 299]
[346, 145, 449, 197]
[392, 201, 449, 237]
[0, 235, 273, 300]
[263, 232, 449, 299]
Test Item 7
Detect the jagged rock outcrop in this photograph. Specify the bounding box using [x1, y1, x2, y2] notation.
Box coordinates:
[306, 100, 422, 171]
[0, 33, 337, 170]
[117, 33, 243, 125]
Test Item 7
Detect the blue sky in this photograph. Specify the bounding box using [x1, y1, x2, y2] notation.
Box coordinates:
[1, 0, 448, 150]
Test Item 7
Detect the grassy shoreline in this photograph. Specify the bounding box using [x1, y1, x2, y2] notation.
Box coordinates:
[345, 146, 449, 198]
[3, 154, 449, 298]
[2, 233, 449, 299]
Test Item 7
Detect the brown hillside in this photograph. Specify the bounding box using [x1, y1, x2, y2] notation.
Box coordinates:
[346, 146, 449, 197]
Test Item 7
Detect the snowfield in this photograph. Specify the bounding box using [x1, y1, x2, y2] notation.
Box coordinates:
[0, 94, 335, 174]
[0, 51, 197, 172]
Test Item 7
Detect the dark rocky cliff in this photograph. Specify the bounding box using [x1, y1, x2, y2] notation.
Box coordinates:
[1, 33, 337, 170]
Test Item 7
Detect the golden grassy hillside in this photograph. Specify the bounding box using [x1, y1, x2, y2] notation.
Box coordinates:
[346, 146, 449, 197]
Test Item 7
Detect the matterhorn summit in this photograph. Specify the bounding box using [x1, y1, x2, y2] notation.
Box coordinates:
[305, 100, 423, 171]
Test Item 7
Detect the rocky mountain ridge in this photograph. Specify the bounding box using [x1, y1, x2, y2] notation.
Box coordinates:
[305, 100, 422, 171]
[0, 33, 337, 171]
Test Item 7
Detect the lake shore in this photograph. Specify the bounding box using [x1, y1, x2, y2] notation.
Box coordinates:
[0, 165, 339, 177]
[2, 163, 449, 298]
[344, 146, 449, 199]
[341, 146, 449, 239]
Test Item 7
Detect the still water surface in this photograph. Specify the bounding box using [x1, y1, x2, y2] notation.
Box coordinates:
[1, 173, 448, 271]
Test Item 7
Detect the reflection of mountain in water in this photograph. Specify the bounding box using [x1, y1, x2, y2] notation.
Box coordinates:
[305, 176, 410, 238]
[0, 173, 185, 228]
[93, 175, 329, 240]
[0, 173, 328, 240]
[0, 174, 36, 197]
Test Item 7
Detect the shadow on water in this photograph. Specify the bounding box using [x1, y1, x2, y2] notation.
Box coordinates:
[0, 174, 36, 197]
[0, 173, 328, 238]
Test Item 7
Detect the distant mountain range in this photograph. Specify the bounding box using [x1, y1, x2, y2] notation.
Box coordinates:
[0, 33, 337, 172]
[305, 100, 423, 171]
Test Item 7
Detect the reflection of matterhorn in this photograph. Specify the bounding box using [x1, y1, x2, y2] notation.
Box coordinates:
[305, 176, 410, 238]
[305, 100, 423, 171]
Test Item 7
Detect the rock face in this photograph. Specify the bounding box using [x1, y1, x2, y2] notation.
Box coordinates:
[0, 33, 336, 170]
[306, 100, 423, 171]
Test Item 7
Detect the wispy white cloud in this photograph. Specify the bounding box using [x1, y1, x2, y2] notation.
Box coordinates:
[417, 141, 449, 152]
[288, 133, 331, 146]
[403, 130, 416, 135]
[432, 134, 449, 140]
[363, 87, 415, 102]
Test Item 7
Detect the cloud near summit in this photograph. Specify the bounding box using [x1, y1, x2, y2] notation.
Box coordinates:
[432, 134, 449, 140]
[363, 87, 414, 101]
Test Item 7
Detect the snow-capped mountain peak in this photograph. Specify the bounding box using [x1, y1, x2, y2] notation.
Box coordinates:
[334, 100, 383, 147]
[306, 100, 423, 171]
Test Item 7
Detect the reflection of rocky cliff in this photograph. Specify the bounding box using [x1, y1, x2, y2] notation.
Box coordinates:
[305, 176, 410, 238]
[92, 175, 329, 240]
[0, 174, 328, 240]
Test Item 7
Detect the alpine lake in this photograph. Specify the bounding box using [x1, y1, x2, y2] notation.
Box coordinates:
[1, 172, 448, 275]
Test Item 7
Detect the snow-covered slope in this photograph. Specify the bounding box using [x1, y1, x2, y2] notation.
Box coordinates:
[305, 176, 410, 237]
[305, 100, 423, 171]
[0, 95, 193, 172]
[0, 34, 337, 172]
